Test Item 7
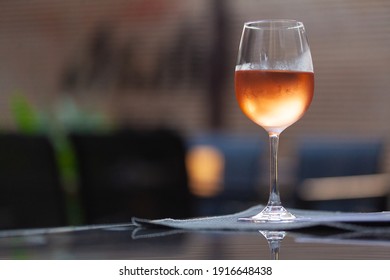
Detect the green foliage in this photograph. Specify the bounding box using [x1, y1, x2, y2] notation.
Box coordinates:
[9, 92, 42, 134]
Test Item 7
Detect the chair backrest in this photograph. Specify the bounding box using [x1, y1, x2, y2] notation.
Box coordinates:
[295, 138, 385, 211]
[0, 133, 67, 230]
[188, 133, 263, 200]
[70, 128, 192, 224]
[297, 138, 383, 181]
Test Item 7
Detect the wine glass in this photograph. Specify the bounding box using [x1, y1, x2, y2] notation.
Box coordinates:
[235, 20, 314, 222]
[259, 230, 286, 260]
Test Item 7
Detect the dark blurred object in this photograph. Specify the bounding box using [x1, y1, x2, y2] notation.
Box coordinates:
[70, 128, 192, 224]
[188, 133, 263, 216]
[297, 138, 383, 179]
[295, 138, 387, 211]
[0, 133, 67, 230]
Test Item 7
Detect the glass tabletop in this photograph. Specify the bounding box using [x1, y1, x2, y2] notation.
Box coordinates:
[0, 224, 389, 260]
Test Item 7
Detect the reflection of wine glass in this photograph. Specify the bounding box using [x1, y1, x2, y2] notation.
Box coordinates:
[235, 20, 314, 222]
[259, 230, 286, 260]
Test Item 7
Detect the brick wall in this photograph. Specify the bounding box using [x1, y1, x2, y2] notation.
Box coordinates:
[1, 0, 390, 170]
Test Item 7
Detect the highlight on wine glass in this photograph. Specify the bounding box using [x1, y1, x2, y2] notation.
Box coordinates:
[235, 20, 314, 222]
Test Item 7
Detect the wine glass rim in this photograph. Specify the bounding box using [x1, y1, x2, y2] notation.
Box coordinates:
[244, 19, 304, 30]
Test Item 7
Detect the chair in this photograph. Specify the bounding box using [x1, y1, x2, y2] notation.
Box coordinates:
[187, 133, 264, 215]
[295, 138, 386, 211]
[0, 133, 67, 230]
[70, 128, 193, 224]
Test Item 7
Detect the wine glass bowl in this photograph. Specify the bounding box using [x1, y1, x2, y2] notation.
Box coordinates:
[235, 20, 314, 222]
[235, 69, 314, 134]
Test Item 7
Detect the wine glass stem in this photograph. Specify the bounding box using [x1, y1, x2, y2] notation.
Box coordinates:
[269, 240, 281, 260]
[268, 133, 282, 207]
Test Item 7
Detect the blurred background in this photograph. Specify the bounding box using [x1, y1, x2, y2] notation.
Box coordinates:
[1, 0, 390, 228]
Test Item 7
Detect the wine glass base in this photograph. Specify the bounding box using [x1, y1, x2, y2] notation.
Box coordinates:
[238, 205, 296, 223]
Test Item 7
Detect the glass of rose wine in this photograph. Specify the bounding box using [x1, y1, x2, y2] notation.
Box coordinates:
[235, 20, 314, 222]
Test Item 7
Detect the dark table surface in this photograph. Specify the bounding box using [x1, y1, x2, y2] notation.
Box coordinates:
[0, 223, 389, 260]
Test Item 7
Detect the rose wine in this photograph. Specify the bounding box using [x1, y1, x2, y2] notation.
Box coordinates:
[235, 69, 314, 133]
